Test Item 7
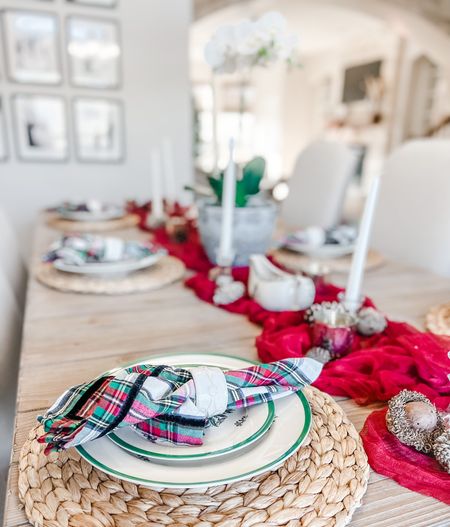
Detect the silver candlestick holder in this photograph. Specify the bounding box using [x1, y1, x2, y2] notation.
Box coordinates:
[306, 302, 357, 359]
[338, 292, 364, 314]
[146, 213, 166, 229]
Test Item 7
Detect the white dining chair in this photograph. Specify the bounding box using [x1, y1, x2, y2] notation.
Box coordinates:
[0, 209, 27, 309]
[281, 140, 358, 229]
[372, 139, 450, 277]
[0, 209, 24, 522]
[0, 273, 22, 522]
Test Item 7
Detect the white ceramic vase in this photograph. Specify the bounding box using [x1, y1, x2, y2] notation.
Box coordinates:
[197, 199, 277, 266]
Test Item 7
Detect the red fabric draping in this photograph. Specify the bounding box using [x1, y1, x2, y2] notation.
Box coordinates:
[128, 201, 212, 273]
[361, 406, 450, 504]
[186, 272, 449, 405]
[132, 203, 450, 502]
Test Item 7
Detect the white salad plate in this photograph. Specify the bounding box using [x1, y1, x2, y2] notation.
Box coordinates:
[76, 353, 312, 489]
[109, 387, 275, 463]
[53, 252, 165, 276]
[58, 204, 125, 222]
[284, 241, 355, 259]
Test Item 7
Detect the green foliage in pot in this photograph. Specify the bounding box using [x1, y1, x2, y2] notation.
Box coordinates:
[208, 157, 266, 207]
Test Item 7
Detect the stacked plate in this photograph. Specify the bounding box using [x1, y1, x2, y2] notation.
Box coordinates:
[283, 225, 356, 259]
[47, 235, 166, 277]
[76, 353, 312, 489]
[57, 200, 126, 222]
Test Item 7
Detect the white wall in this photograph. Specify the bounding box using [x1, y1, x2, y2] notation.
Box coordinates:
[0, 0, 193, 256]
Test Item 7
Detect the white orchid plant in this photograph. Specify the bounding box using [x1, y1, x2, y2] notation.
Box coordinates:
[204, 11, 299, 74]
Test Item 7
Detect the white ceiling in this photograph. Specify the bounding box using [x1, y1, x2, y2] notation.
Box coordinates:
[190, 0, 388, 64]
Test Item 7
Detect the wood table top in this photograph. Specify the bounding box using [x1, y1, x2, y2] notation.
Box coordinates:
[3, 218, 450, 527]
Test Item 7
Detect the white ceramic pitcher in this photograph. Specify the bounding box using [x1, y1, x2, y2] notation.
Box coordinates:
[248, 255, 316, 311]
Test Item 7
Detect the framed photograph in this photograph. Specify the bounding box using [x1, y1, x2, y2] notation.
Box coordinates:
[67, 16, 121, 88]
[67, 0, 118, 7]
[13, 94, 68, 162]
[2, 10, 62, 85]
[0, 98, 8, 161]
[73, 98, 124, 162]
[342, 60, 382, 103]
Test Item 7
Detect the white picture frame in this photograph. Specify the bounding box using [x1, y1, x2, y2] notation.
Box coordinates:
[0, 98, 8, 161]
[67, 16, 121, 89]
[67, 0, 118, 7]
[73, 98, 124, 162]
[13, 94, 68, 162]
[2, 10, 62, 85]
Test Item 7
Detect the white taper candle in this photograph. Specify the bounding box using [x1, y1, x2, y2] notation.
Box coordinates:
[162, 137, 177, 204]
[343, 175, 381, 312]
[217, 138, 236, 267]
[211, 74, 219, 174]
[150, 148, 164, 220]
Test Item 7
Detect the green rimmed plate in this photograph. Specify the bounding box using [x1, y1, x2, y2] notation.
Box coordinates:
[76, 353, 312, 489]
[109, 382, 275, 462]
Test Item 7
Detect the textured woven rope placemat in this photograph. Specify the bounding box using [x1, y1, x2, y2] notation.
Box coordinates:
[47, 213, 139, 232]
[18, 387, 369, 527]
[36, 256, 185, 295]
[426, 302, 450, 336]
[272, 248, 384, 275]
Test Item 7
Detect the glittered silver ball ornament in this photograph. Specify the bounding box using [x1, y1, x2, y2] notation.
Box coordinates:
[306, 347, 332, 364]
[357, 307, 387, 336]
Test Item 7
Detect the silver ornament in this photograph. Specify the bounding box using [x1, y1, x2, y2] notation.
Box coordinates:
[213, 275, 245, 306]
[386, 390, 444, 454]
[306, 347, 332, 364]
[357, 307, 387, 336]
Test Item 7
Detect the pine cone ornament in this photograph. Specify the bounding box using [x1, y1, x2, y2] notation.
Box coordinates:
[357, 307, 387, 336]
[386, 390, 444, 454]
[433, 431, 450, 473]
[306, 347, 332, 364]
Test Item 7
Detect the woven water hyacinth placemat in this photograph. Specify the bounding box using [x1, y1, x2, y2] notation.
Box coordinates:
[18, 387, 369, 527]
[47, 214, 139, 232]
[426, 303, 450, 336]
[36, 256, 185, 295]
[272, 249, 384, 275]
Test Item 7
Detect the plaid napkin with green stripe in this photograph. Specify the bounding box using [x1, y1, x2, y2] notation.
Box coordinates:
[38, 358, 322, 455]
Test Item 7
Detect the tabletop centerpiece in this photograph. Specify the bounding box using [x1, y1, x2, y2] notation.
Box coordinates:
[305, 175, 387, 362]
[197, 148, 277, 267]
[197, 11, 299, 272]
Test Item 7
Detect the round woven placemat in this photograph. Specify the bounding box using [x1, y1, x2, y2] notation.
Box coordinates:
[272, 248, 384, 275]
[426, 302, 450, 336]
[47, 214, 139, 232]
[35, 256, 185, 295]
[18, 387, 369, 527]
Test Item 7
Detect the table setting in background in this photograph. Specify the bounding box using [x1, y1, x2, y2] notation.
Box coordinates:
[38, 201, 186, 294]
[47, 199, 140, 232]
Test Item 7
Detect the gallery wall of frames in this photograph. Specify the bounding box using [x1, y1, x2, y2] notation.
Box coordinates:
[0, 0, 124, 163]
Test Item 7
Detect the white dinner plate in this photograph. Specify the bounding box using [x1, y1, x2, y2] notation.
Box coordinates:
[58, 204, 125, 222]
[53, 252, 165, 276]
[284, 241, 355, 259]
[76, 353, 312, 489]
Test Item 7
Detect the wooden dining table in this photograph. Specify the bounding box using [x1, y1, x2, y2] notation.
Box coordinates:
[3, 217, 450, 527]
